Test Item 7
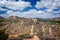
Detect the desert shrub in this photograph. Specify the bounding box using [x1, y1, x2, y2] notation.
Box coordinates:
[0, 30, 9, 40]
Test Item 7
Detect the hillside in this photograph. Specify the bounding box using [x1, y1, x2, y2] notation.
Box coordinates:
[0, 16, 60, 40]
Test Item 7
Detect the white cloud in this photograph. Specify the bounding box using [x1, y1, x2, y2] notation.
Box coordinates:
[0, 0, 31, 11]
[0, 0, 60, 18]
[35, 0, 60, 18]
[35, 0, 60, 9]
[1, 9, 59, 18]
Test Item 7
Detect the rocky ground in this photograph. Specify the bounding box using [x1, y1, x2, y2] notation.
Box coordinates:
[0, 16, 60, 40]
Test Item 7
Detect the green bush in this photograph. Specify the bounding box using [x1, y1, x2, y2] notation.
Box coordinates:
[0, 30, 9, 40]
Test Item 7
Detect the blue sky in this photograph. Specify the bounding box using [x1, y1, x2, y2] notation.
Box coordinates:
[0, 0, 60, 18]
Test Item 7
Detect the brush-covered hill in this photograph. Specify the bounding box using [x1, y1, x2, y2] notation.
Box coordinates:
[0, 16, 60, 39]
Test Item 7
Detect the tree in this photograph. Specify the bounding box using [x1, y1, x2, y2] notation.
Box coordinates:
[0, 30, 9, 40]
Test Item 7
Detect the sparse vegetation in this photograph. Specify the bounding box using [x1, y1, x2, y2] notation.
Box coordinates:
[0, 29, 9, 40]
[0, 16, 60, 40]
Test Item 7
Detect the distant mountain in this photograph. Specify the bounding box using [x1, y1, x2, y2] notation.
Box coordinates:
[44, 17, 60, 22]
[37, 17, 60, 22]
[7, 16, 19, 20]
[0, 16, 5, 22]
[0, 16, 4, 19]
[50, 17, 60, 21]
[0, 15, 60, 22]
